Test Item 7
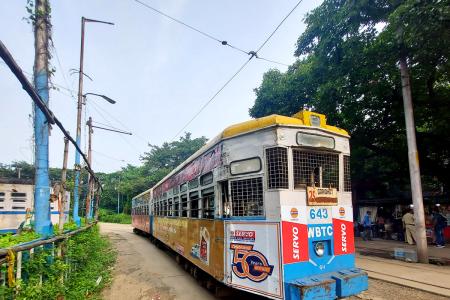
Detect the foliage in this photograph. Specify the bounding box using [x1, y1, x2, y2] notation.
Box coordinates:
[98, 209, 132, 224]
[0, 225, 116, 299]
[250, 0, 450, 200]
[0, 231, 41, 248]
[97, 132, 207, 211]
[0, 133, 206, 215]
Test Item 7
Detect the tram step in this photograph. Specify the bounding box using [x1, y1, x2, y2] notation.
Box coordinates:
[288, 268, 368, 300]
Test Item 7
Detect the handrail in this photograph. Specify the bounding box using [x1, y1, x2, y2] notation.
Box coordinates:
[0, 222, 96, 258]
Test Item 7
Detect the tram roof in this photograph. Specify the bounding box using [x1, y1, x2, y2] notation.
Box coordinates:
[222, 110, 348, 138]
[150, 111, 349, 194]
[132, 187, 152, 200]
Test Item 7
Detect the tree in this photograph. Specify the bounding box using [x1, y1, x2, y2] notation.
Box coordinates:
[250, 0, 450, 199]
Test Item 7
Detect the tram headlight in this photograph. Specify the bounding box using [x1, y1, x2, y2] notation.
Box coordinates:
[314, 242, 325, 257]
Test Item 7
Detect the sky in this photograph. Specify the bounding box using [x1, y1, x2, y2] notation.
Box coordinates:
[0, 0, 322, 173]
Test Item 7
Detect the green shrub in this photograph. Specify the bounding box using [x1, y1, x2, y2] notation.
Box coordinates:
[98, 209, 131, 224]
[0, 231, 41, 248]
[0, 225, 116, 299]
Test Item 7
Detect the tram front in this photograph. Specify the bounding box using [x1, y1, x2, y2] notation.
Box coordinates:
[263, 111, 368, 299]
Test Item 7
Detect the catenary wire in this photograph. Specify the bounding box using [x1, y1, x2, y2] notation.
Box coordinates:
[171, 57, 252, 141]
[171, 0, 304, 140]
[133, 0, 288, 66]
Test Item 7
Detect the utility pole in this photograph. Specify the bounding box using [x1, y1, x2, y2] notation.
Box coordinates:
[73, 17, 114, 227]
[58, 136, 69, 234]
[94, 187, 101, 220]
[399, 56, 428, 264]
[85, 117, 93, 222]
[33, 0, 52, 236]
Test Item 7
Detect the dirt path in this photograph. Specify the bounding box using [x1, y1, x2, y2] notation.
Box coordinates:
[100, 223, 215, 300]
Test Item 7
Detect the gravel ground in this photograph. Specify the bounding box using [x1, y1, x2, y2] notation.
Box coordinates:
[350, 279, 450, 300]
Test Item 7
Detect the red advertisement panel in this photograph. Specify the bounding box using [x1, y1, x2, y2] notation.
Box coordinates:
[281, 221, 308, 264]
[332, 218, 354, 255]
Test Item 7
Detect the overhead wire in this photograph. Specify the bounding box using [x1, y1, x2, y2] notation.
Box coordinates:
[171, 0, 304, 140]
[171, 57, 252, 141]
[88, 99, 142, 154]
[133, 0, 289, 66]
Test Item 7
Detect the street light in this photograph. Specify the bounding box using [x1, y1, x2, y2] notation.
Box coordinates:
[73, 17, 114, 227]
[83, 92, 116, 104]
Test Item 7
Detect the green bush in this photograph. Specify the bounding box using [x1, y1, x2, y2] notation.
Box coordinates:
[0, 225, 116, 299]
[0, 231, 41, 248]
[98, 209, 131, 224]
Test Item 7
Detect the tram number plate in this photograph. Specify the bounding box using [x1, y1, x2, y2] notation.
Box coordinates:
[307, 207, 332, 224]
[307, 187, 337, 206]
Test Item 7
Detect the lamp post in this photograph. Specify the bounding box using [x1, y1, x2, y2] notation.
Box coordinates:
[73, 17, 114, 227]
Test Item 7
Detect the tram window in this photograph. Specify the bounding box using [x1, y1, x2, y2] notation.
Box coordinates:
[173, 196, 180, 217]
[266, 147, 289, 189]
[230, 157, 261, 175]
[168, 198, 173, 216]
[0, 192, 5, 202]
[200, 172, 213, 186]
[293, 149, 339, 190]
[173, 186, 179, 195]
[190, 191, 199, 218]
[12, 192, 27, 202]
[230, 177, 264, 216]
[189, 178, 199, 189]
[201, 187, 215, 219]
[13, 206, 25, 210]
[11, 192, 26, 197]
[296, 132, 335, 149]
[164, 200, 168, 216]
[344, 155, 351, 192]
[181, 194, 188, 217]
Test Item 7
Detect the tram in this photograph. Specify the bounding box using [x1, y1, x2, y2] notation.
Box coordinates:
[0, 179, 70, 233]
[132, 110, 368, 300]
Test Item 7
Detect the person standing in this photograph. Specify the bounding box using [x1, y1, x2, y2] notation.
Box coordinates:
[433, 207, 446, 248]
[402, 208, 416, 245]
[362, 211, 372, 241]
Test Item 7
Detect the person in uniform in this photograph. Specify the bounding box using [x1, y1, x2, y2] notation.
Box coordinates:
[402, 208, 416, 245]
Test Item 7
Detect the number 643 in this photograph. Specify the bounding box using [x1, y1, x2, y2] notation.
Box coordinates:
[309, 208, 328, 219]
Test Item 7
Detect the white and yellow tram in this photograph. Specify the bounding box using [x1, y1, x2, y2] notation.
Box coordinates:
[0, 178, 70, 233]
[132, 110, 368, 300]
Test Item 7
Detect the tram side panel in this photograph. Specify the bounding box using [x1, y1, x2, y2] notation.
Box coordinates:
[152, 217, 225, 281]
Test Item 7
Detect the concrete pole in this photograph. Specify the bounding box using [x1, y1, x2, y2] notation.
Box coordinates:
[33, 0, 53, 236]
[85, 117, 93, 222]
[73, 17, 86, 227]
[58, 136, 69, 234]
[399, 57, 429, 264]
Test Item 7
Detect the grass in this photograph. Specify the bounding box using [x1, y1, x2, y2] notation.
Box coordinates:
[98, 209, 131, 224]
[0, 225, 116, 299]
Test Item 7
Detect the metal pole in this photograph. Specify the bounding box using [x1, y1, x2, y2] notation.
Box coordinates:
[33, 0, 53, 236]
[73, 17, 86, 227]
[58, 136, 69, 234]
[117, 177, 120, 214]
[399, 57, 429, 263]
[85, 117, 93, 221]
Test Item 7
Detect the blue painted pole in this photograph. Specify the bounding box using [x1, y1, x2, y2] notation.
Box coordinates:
[33, 0, 53, 237]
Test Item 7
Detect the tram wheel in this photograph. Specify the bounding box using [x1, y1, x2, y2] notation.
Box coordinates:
[183, 261, 190, 271]
[175, 255, 182, 265]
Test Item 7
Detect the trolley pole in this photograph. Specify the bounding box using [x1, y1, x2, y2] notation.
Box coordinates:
[58, 136, 69, 234]
[73, 17, 114, 227]
[85, 117, 94, 222]
[399, 56, 428, 263]
[33, 0, 53, 236]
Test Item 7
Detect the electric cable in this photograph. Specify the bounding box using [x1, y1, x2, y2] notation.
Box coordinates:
[170, 0, 304, 140]
[133, 0, 289, 66]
